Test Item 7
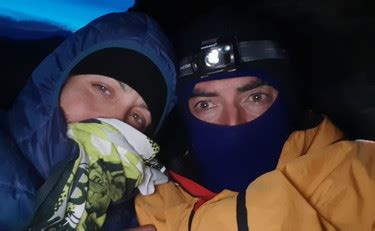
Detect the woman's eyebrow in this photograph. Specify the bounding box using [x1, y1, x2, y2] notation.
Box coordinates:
[117, 80, 150, 110]
[237, 80, 265, 92]
[190, 89, 219, 98]
[118, 81, 130, 91]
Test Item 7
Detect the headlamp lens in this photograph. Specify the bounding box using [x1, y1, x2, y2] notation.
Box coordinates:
[205, 49, 220, 67]
[202, 43, 236, 75]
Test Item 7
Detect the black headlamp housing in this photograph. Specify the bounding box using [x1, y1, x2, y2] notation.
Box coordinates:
[178, 37, 287, 80]
[193, 37, 240, 78]
[179, 37, 240, 79]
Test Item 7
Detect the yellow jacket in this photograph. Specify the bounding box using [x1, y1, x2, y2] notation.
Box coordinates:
[136, 119, 375, 230]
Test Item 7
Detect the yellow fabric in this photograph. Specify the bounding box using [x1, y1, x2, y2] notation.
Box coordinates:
[135, 119, 375, 230]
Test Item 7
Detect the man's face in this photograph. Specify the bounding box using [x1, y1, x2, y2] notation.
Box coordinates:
[60, 74, 151, 133]
[188, 76, 278, 126]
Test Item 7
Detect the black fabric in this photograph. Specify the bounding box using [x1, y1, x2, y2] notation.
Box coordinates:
[102, 198, 138, 230]
[236, 191, 249, 231]
[70, 48, 167, 132]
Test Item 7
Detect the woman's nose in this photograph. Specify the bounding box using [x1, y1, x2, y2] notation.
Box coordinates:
[104, 106, 128, 122]
[107, 98, 135, 123]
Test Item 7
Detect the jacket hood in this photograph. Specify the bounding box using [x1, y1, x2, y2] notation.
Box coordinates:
[6, 11, 176, 178]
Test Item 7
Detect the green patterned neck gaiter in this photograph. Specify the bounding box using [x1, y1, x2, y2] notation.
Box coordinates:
[30, 118, 167, 230]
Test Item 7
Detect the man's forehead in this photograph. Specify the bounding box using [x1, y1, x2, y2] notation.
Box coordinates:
[193, 76, 262, 90]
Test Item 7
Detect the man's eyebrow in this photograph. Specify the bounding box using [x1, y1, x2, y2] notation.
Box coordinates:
[237, 80, 266, 92]
[190, 89, 219, 98]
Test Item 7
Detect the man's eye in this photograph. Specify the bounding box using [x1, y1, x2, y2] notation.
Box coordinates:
[93, 84, 112, 96]
[247, 93, 270, 103]
[195, 101, 215, 111]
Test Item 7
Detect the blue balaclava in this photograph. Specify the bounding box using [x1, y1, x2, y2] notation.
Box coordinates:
[175, 7, 302, 192]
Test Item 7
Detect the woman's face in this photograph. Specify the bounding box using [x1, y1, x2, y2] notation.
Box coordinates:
[60, 74, 151, 133]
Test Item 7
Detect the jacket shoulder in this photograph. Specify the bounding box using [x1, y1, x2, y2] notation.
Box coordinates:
[0, 128, 42, 230]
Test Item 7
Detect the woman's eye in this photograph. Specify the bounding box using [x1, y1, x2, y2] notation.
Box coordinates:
[93, 84, 112, 96]
[129, 112, 145, 130]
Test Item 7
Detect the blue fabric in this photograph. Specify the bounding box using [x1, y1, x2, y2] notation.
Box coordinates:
[1, 12, 176, 230]
[177, 69, 295, 192]
[0, 128, 43, 230]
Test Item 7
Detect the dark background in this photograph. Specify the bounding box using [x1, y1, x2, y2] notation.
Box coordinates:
[1, 0, 375, 139]
[131, 0, 375, 140]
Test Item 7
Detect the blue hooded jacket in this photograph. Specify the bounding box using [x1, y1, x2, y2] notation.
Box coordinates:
[0, 11, 176, 230]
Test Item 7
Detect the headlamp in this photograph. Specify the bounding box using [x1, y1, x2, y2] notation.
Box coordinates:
[179, 37, 287, 79]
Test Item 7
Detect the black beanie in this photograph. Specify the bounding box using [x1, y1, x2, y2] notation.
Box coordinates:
[70, 48, 166, 132]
